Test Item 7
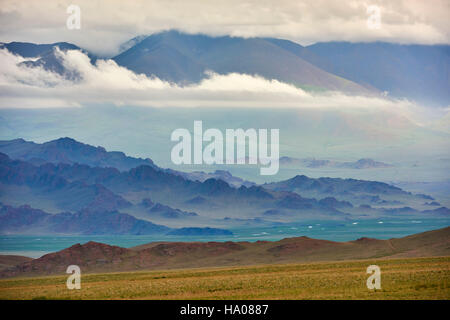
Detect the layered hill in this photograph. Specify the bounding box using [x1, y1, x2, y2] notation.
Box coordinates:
[0, 138, 251, 186]
[1, 227, 448, 278]
[0, 204, 170, 235]
[263, 174, 436, 209]
[0, 151, 354, 221]
[0, 203, 234, 236]
[0, 152, 132, 212]
[0, 138, 447, 228]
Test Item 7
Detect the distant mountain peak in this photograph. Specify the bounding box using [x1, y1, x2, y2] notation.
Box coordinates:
[280, 157, 393, 169]
[288, 175, 310, 184]
[0, 137, 156, 171]
[47, 137, 79, 146]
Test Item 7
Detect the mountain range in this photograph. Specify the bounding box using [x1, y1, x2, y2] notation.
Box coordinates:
[0, 137, 156, 171]
[0, 204, 170, 235]
[279, 157, 393, 169]
[0, 203, 232, 236]
[0, 137, 448, 236]
[2, 30, 449, 105]
[113, 31, 372, 94]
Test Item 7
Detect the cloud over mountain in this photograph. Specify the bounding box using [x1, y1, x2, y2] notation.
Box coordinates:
[0, 46, 433, 126]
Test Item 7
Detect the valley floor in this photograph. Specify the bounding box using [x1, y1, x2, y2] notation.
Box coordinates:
[0, 257, 448, 300]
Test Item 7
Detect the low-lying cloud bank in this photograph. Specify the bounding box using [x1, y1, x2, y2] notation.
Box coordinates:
[0, 48, 445, 126]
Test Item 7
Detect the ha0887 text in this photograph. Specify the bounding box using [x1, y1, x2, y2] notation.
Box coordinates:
[224, 304, 269, 315]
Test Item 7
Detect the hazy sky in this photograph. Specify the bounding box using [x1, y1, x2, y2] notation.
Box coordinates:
[0, 0, 449, 56]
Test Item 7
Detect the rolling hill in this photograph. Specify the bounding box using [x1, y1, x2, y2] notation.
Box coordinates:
[0, 255, 32, 271]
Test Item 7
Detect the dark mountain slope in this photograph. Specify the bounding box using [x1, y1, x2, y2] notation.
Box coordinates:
[0, 41, 96, 79]
[145, 203, 198, 219]
[0, 152, 131, 212]
[304, 42, 450, 106]
[113, 30, 374, 94]
[2, 148, 445, 221]
[0, 152, 352, 219]
[0, 204, 170, 235]
[0, 42, 80, 58]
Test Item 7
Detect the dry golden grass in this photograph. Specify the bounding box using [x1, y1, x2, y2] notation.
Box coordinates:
[0, 256, 449, 300]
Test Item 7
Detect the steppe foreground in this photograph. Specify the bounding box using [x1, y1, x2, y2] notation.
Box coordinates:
[0, 257, 448, 299]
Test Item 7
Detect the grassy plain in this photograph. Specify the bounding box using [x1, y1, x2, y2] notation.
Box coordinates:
[0, 256, 449, 300]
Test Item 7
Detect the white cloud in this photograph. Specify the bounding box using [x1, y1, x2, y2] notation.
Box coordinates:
[0, 47, 435, 129]
[0, 49, 66, 87]
[0, 0, 448, 56]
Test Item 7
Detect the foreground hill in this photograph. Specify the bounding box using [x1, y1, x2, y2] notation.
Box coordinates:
[1, 227, 448, 278]
[0, 255, 32, 271]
